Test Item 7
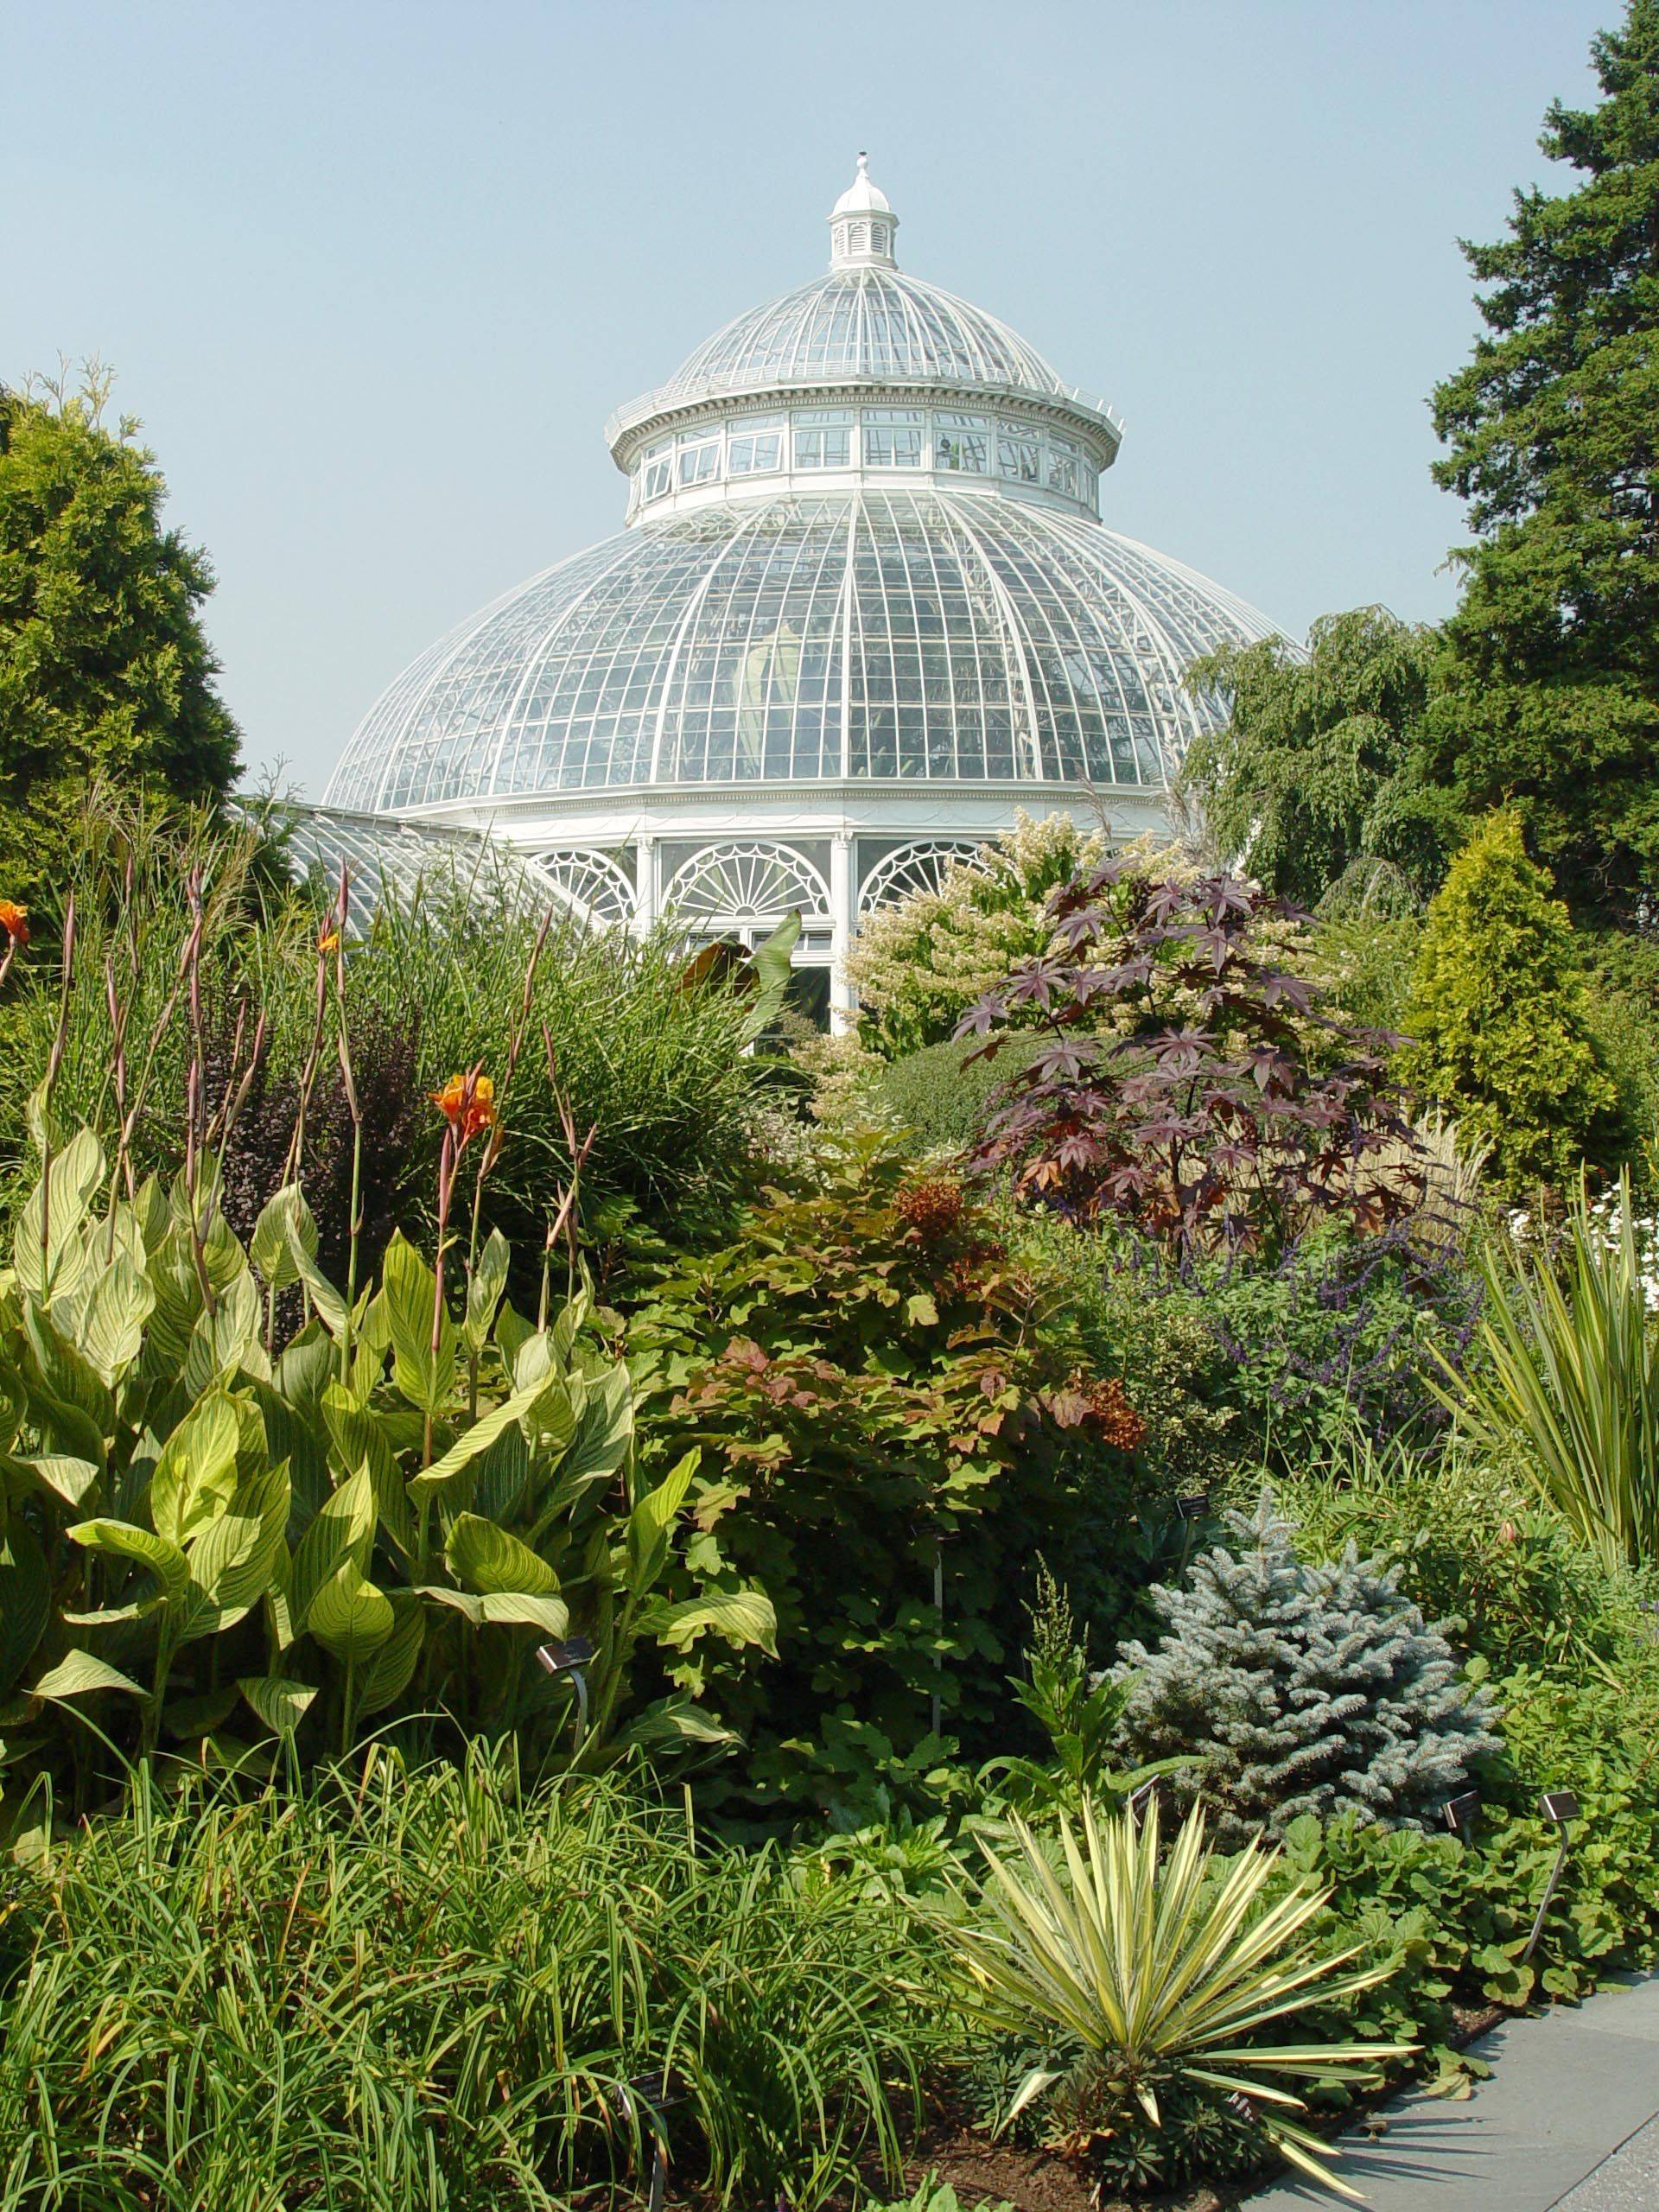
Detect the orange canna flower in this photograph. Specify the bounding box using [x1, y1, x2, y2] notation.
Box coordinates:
[317, 926, 340, 956]
[0, 901, 29, 948]
[431, 1071, 497, 1141]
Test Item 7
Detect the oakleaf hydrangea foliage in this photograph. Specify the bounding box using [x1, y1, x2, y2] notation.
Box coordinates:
[1111, 1489, 1499, 1847]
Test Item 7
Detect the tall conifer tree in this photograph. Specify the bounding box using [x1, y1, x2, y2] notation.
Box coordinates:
[1429, 3, 1659, 922]
[0, 371, 238, 910]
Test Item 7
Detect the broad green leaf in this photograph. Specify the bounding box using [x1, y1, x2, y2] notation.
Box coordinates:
[67, 1518, 189, 1605]
[306, 1558, 395, 1660]
[556, 1363, 633, 1497]
[23, 1304, 116, 1448]
[250, 1184, 317, 1292]
[906, 1291, 939, 1328]
[77, 1253, 156, 1387]
[445, 1513, 558, 1597]
[185, 1457, 291, 1618]
[650, 1588, 778, 1656]
[289, 1462, 376, 1631]
[149, 1386, 242, 1549]
[14, 1128, 105, 1306]
[626, 1448, 699, 1596]
[284, 1216, 349, 1338]
[741, 909, 801, 1040]
[183, 1265, 268, 1395]
[238, 1675, 317, 1738]
[463, 1229, 510, 1354]
[383, 1231, 455, 1414]
[620, 1694, 741, 1756]
[356, 1593, 425, 1715]
[321, 1384, 412, 1557]
[5, 1452, 100, 1510]
[32, 1649, 146, 1701]
[408, 1370, 565, 1499]
[0, 1525, 51, 1694]
[416, 1586, 569, 1636]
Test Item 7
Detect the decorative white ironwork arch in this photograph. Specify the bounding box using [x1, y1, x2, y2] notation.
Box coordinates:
[522, 846, 635, 930]
[858, 837, 991, 915]
[663, 840, 832, 935]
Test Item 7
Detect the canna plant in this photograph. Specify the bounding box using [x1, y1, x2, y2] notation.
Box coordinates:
[0, 1106, 774, 1799]
[950, 1796, 1412, 2200]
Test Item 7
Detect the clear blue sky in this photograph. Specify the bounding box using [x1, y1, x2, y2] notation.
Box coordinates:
[2, 0, 1611, 796]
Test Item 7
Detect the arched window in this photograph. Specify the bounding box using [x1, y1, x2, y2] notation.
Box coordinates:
[858, 838, 991, 914]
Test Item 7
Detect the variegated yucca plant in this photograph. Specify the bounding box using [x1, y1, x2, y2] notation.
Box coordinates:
[949, 1796, 1413, 2199]
[0, 1106, 774, 1798]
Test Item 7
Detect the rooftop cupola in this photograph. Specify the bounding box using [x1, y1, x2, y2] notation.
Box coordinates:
[828, 154, 897, 270]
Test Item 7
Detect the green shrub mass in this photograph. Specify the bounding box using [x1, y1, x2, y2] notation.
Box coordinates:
[1401, 811, 1619, 1195]
[630, 1137, 1152, 1821]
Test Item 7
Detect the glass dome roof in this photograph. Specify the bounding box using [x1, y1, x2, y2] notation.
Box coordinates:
[645, 268, 1073, 413]
[325, 489, 1281, 813]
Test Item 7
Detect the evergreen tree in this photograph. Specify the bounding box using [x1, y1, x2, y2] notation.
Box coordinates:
[1400, 810, 1618, 1194]
[1111, 1490, 1497, 1849]
[1428, 2, 1659, 923]
[1182, 607, 1458, 907]
[0, 369, 238, 911]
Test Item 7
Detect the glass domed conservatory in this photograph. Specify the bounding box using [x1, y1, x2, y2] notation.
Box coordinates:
[321, 160, 1288, 1022]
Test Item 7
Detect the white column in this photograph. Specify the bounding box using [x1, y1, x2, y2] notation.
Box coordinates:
[633, 833, 657, 934]
[829, 832, 855, 1034]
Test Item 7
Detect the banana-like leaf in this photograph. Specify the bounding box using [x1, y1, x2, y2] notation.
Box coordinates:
[321, 1384, 412, 1557]
[648, 1588, 778, 1656]
[14, 1128, 105, 1307]
[306, 1558, 395, 1660]
[417, 1586, 569, 1636]
[238, 1675, 318, 1738]
[289, 1462, 376, 1631]
[185, 1457, 291, 1618]
[356, 1593, 426, 1715]
[5, 1452, 100, 1510]
[77, 1252, 156, 1387]
[32, 1649, 146, 1701]
[0, 1525, 51, 1695]
[445, 1512, 558, 1597]
[620, 1694, 740, 1756]
[626, 1448, 699, 1595]
[250, 1184, 318, 1293]
[149, 1386, 242, 1549]
[23, 1305, 116, 1450]
[741, 909, 801, 1041]
[463, 1229, 511, 1355]
[285, 1220, 350, 1338]
[183, 1266, 268, 1395]
[382, 1231, 455, 1414]
[67, 1518, 190, 1607]
[408, 1371, 569, 1499]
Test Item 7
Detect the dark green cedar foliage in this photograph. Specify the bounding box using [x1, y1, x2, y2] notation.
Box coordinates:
[1428, 3, 1659, 922]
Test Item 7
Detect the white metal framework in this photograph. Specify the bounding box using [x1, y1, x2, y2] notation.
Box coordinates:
[858, 837, 990, 913]
[322, 160, 1293, 1027]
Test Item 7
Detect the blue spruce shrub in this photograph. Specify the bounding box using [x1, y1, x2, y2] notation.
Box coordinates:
[1111, 1488, 1499, 1847]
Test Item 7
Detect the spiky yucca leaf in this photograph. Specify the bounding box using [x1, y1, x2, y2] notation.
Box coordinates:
[950, 1796, 1411, 2200]
[1440, 1172, 1659, 1573]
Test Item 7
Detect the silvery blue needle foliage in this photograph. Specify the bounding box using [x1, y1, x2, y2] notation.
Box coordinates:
[1110, 1489, 1499, 1847]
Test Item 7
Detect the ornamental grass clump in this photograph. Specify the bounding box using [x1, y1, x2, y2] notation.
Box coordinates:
[1111, 1490, 1499, 1847]
[950, 1794, 1411, 2200]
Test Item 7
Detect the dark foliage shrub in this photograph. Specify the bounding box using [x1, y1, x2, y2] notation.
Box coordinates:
[958, 864, 1422, 1263]
[1111, 1491, 1500, 1847]
[630, 1136, 1154, 1821]
[211, 1000, 425, 1295]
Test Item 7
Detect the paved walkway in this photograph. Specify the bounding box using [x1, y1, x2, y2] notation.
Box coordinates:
[1242, 1973, 1659, 2209]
